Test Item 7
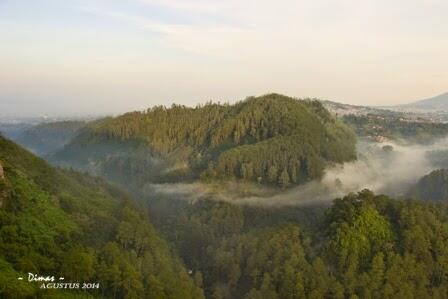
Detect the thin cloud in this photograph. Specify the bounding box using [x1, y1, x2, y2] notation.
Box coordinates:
[2, 0, 448, 115]
[92, 10, 252, 55]
[136, 0, 223, 14]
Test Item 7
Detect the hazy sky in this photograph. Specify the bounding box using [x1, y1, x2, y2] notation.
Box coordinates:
[0, 0, 447, 117]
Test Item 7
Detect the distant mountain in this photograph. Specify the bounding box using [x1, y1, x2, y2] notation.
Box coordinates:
[0, 122, 32, 140]
[400, 92, 448, 111]
[52, 94, 357, 189]
[14, 120, 87, 156]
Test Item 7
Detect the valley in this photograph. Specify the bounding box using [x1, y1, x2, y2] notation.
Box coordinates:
[3, 93, 448, 298]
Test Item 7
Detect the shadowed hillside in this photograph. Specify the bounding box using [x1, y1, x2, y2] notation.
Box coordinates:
[407, 169, 448, 202]
[14, 121, 87, 156]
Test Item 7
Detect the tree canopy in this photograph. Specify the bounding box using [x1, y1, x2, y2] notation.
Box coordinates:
[53, 94, 356, 188]
[155, 190, 448, 298]
[0, 136, 203, 299]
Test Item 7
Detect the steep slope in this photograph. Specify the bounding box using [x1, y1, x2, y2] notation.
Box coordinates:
[14, 120, 87, 156]
[407, 169, 448, 202]
[0, 136, 203, 298]
[52, 94, 356, 189]
[400, 92, 448, 111]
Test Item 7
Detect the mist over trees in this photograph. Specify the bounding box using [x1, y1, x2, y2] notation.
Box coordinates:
[4, 93, 448, 298]
[52, 94, 356, 189]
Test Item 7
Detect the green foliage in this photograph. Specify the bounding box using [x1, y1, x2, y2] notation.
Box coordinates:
[155, 189, 448, 298]
[7, 108, 448, 299]
[0, 136, 203, 298]
[53, 94, 356, 188]
[325, 197, 394, 271]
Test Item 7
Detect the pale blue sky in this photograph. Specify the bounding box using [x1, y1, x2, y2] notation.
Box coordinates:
[0, 0, 447, 117]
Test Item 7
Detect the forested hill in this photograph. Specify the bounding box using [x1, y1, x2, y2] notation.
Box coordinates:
[15, 120, 87, 156]
[53, 94, 356, 188]
[0, 136, 203, 298]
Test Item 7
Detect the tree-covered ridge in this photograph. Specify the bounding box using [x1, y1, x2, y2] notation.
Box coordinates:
[407, 169, 448, 202]
[54, 94, 356, 187]
[15, 120, 87, 156]
[160, 190, 448, 298]
[0, 136, 203, 298]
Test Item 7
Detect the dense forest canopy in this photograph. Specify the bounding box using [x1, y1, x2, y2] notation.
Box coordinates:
[3, 116, 448, 297]
[6, 94, 448, 298]
[53, 94, 356, 188]
[0, 136, 203, 298]
[156, 190, 448, 299]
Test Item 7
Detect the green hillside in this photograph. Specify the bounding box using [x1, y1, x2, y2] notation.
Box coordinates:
[0, 136, 203, 298]
[4, 123, 448, 298]
[53, 94, 356, 188]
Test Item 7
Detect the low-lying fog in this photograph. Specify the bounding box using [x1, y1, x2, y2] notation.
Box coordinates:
[144, 139, 448, 207]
